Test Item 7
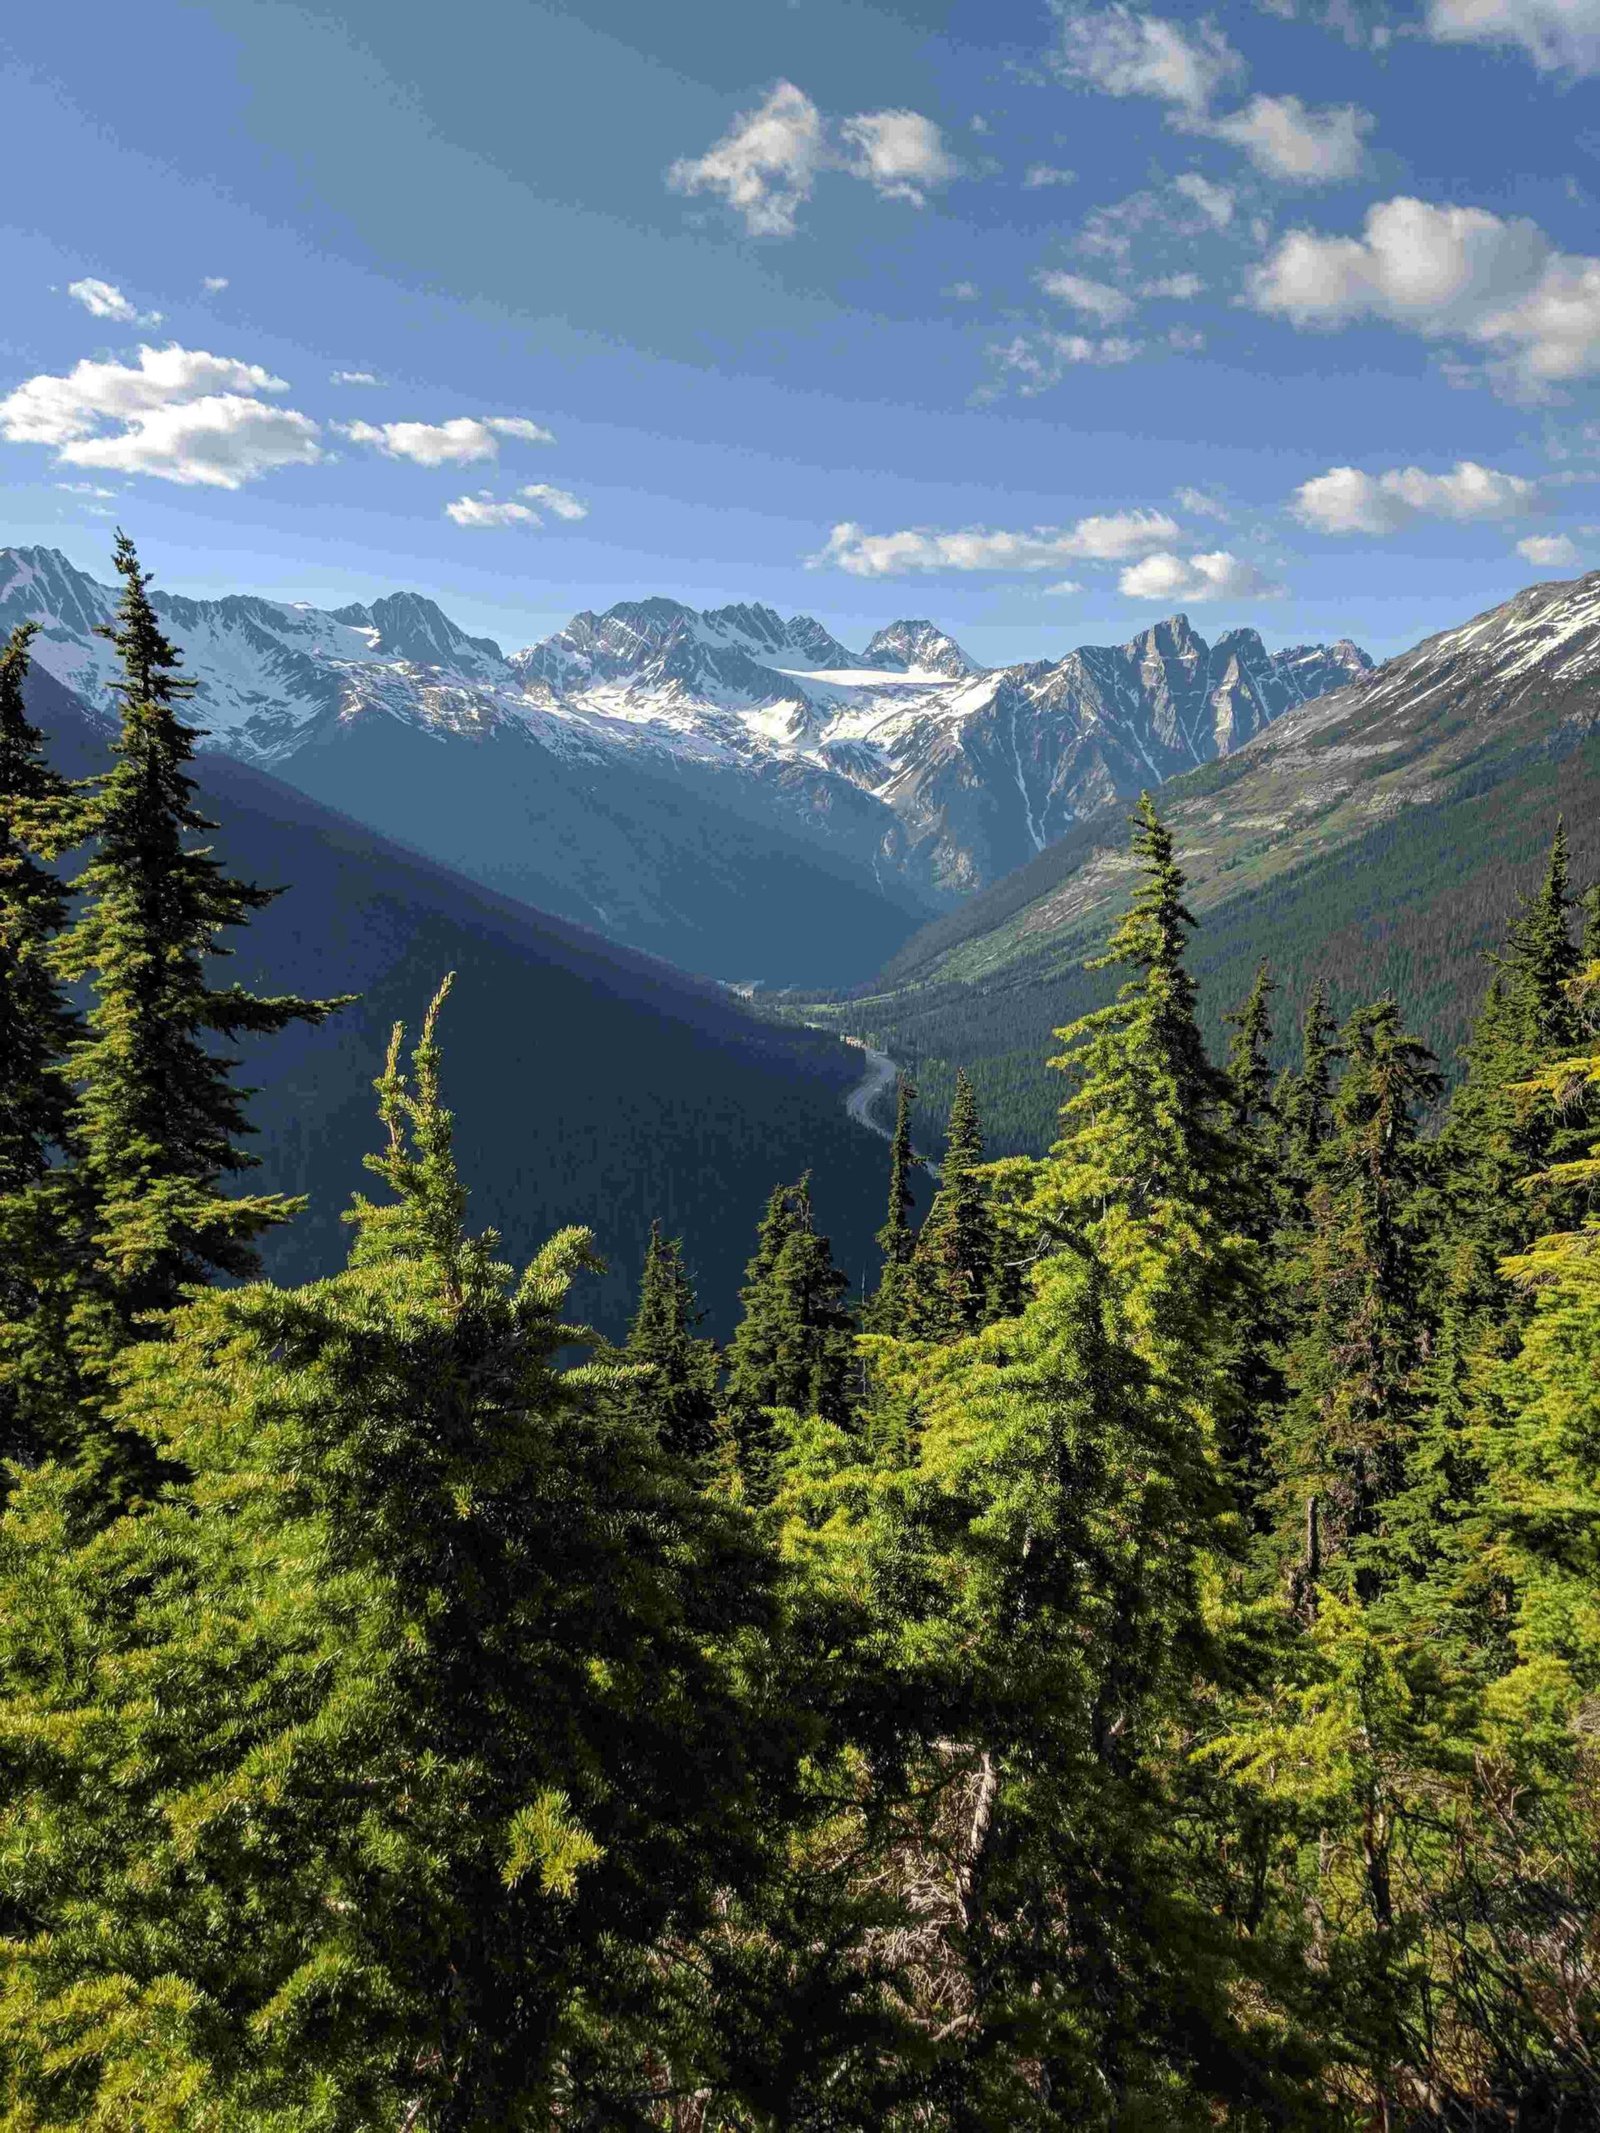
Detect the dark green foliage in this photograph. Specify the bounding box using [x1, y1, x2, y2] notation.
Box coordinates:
[620, 1220, 720, 1460]
[865, 1073, 922, 1333]
[0, 625, 81, 1468]
[1274, 1000, 1443, 1589]
[722, 1176, 855, 1499]
[900, 1071, 996, 1342]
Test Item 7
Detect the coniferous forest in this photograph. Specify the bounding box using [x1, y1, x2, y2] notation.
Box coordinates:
[2, 540, 1598, 2129]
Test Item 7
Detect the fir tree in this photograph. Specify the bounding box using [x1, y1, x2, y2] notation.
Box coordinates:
[722, 1176, 855, 1500]
[865, 1073, 922, 1334]
[620, 1219, 719, 1461]
[48, 536, 346, 1430]
[0, 624, 82, 1467]
[901, 1070, 997, 1343]
[1274, 999, 1442, 1591]
[1224, 959, 1277, 1143]
[1277, 979, 1338, 1200]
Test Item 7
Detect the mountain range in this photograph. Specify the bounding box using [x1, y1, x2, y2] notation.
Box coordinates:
[814, 567, 1600, 1155]
[0, 546, 1367, 979]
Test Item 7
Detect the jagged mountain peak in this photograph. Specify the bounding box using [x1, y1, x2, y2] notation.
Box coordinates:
[331, 589, 505, 670]
[862, 620, 980, 678]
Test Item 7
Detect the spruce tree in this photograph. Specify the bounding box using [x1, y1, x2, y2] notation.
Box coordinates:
[722, 1176, 855, 1500]
[49, 536, 345, 1404]
[620, 1219, 719, 1461]
[901, 1070, 996, 1343]
[1276, 980, 1338, 1203]
[1224, 959, 1277, 1143]
[1273, 999, 1441, 1590]
[0, 624, 82, 1466]
[864, 1074, 921, 1333]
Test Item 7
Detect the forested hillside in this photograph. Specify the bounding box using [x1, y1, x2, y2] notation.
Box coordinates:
[2, 538, 1597, 2127]
[808, 571, 1600, 1155]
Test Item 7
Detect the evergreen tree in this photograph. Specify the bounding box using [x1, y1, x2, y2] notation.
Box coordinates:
[0, 985, 798, 2127]
[47, 536, 345, 1446]
[1224, 959, 1277, 1142]
[901, 1070, 997, 1343]
[1273, 1000, 1442, 1591]
[1276, 979, 1338, 1202]
[865, 1073, 922, 1334]
[619, 1219, 719, 1461]
[1033, 795, 1252, 1483]
[0, 624, 82, 1467]
[722, 1176, 855, 1500]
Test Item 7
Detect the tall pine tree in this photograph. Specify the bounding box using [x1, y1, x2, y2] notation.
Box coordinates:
[864, 1074, 921, 1334]
[901, 1070, 997, 1343]
[48, 536, 345, 1426]
[619, 1219, 720, 1461]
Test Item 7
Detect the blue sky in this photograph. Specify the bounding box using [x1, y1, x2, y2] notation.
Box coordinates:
[2, 0, 1598, 661]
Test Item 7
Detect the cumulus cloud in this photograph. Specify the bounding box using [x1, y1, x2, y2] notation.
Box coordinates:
[1052, 3, 1244, 113]
[808, 509, 1181, 576]
[668, 81, 955, 235]
[202, 276, 230, 293]
[668, 82, 825, 236]
[1249, 195, 1600, 392]
[1517, 530, 1580, 565]
[1427, 0, 1600, 73]
[0, 343, 321, 488]
[1203, 93, 1371, 182]
[1292, 459, 1540, 534]
[445, 493, 537, 528]
[520, 482, 588, 520]
[839, 109, 958, 204]
[1172, 170, 1235, 226]
[67, 277, 162, 325]
[343, 415, 555, 464]
[1035, 269, 1136, 322]
[1024, 162, 1078, 188]
[1118, 548, 1283, 599]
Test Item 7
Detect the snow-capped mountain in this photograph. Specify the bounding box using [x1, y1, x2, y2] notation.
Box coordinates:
[0, 544, 1370, 964]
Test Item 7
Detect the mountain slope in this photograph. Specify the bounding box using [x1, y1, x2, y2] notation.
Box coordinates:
[2, 546, 1365, 972]
[20, 665, 908, 1335]
[809, 570, 1600, 1154]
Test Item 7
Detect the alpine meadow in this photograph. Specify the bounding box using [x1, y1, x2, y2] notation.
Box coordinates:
[5, 0, 1600, 2126]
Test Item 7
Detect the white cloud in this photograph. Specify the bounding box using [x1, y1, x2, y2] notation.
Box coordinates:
[1142, 272, 1205, 298]
[1035, 269, 1135, 322]
[1052, 4, 1244, 113]
[202, 276, 230, 293]
[61, 397, 322, 488]
[809, 509, 1181, 576]
[667, 81, 954, 234]
[1203, 93, 1372, 182]
[445, 493, 537, 528]
[55, 482, 119, 498]
[331, 369, 381, 386]
[520, 482, 588, 520]
[1024, 162, 1078, 188]
[1292, 459, 1539, 534]
[668, 81, 824, 237]
[838, 109, 958, 205]
[1118, 548, 1283, 599]
[1249, 195, 1600, 392]
[947, 280, 981, 301]
[1174, 484, 1230, 517]
[1172, 170, 1235, 226]
[0, 342, 320, 488]
[1044, 577, 1087, 593]
[67, 277, 162, 325]
[1517, 530, 1580, 565]
[1427, 0, 1600, 73]
[990, 331, 1146, 389]
[343, 415, 554, 464]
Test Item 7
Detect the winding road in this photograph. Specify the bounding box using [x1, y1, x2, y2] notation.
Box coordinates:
[841, 1038, 900, 1139]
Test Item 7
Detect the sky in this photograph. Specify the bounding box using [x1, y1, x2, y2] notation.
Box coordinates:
[2, 0, 1599, 663]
